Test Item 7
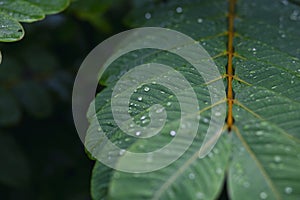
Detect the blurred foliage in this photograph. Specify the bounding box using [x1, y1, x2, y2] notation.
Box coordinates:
[69, 0, 129, 33]
[0, 0, 130, 199]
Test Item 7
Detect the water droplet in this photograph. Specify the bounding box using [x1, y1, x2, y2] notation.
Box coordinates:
[203, 118, 209, 123]
[285, 187, 293, 194]
[160, 91, 165, 94]
[176, 7, 183, 13]
[271, 85, 277, 89]
[189, 173, 195, 179]
[281, 0, 288, 5]
[166, 102, 172, 106]
[196, 192, 204, 199]
[260, 192, 268, 199]
[144, 86, 150, 92]
[215, 111, 221, 116]
[252, 48, 257, 51]
[135, 131, 141, 136]
[274, 155, 282, 163]
[197, 18, 203, 23]
[138, 96, 143, 101]
[156, 107, 164, 113]
[255, 131, 264, 136]
[140, 116, 146, 120]
[216, 168, 222, 174]
[170, 130, 176, 136]
[119, 149, 126, 156]
[145, 12, 151, 19]
[290, 10, 300, 21]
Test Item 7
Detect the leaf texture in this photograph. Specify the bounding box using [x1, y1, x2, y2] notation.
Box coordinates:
[89, 0, 300, 199]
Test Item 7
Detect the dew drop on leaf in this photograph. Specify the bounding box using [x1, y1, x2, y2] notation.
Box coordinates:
[290, 10, 300, 21]
[215, 111, 221, 116]
[285, 186, 293, 194]
[140, 116, 146, 120]
[138, 96, 143, 101]
[135, 131, 141, 136]
[119, 149, 125, 156]
[274, 155, 282, 163]
[145, 12, 151, 19]
[176, 7, 183, 13]
[170, 130, 176, 136]
[144, 86, 150, 92]
[281, 0, 288, 6]
[255, 131, 264, 136]
[216, 168, 222, 175]
[259, 192, 268, 199]
[156, 107, 164, 113]
[202, 118, 209, 124]
[197, 18, 203, 23]
[196, 192, 204, 199]
[188, 173, 195, 180]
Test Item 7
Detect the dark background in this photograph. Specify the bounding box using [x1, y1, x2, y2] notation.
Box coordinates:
[0, 1, 129, 199]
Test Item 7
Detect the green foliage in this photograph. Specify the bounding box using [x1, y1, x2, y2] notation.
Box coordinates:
[69, 0, 125, 33]
[0, 132, 30, 188]
[0, 47, 72, 125]
[0, 0, 70, 42]
[89, 0, 300, 199]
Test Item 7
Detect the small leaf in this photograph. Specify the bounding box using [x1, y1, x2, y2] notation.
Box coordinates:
[0, 0, 70, 42]
[0, 13, 24, 42]
[0, 0, 44, 22]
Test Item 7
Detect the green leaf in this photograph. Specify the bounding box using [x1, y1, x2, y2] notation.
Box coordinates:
[0, 88, 21, 125]
[89, 0, 300, 199]
[0, 0, 44, 22]
[26, 0, 70, 14]
[0, 0, 70, 42]
[0, 13, 24, 42]
[69, 0, 124, 32]
[110, 135, 230, 200]
[0, 132, 30, 188]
